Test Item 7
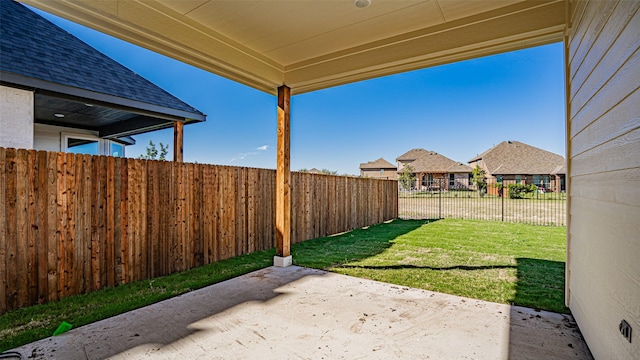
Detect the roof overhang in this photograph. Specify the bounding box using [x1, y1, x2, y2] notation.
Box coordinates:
[19, 0, 567, 96]
[2, 71, 206, 138]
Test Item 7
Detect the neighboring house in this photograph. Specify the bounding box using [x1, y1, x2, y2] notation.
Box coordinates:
[468, 141, 565, 195]
[0, 0, 205, 157]
[359, 158, 397, 179]
[396, 148, 472, 190]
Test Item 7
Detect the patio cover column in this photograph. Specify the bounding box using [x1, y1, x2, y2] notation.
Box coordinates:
[173, 121, 184, 162]
[274, 85, 292, 267]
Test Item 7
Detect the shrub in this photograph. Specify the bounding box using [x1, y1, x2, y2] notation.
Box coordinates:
[507, 183, 536, 199]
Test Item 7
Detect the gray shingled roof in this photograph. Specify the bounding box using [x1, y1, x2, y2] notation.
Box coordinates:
[447, 162, 474, 174]
[360, 158, 396, 169]
[469, 141, 565, 175]
[397, 148, 430, 161]
[0, 0, 204, 121]
[401, 149, 471, 173]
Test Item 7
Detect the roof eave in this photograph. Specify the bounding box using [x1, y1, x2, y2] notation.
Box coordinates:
[1, 71, 206, 122]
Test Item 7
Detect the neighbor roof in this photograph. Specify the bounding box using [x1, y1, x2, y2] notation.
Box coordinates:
[0, 0, 205, 136]
[397, 149, 431, 162]
[19, 0, 566, 95]
[469, 141, 565, 175]
[398, 149, 471, 173]
[360, 158, 396, 170]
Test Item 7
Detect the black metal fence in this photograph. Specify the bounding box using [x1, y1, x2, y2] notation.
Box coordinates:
[398, 176, 566, 226]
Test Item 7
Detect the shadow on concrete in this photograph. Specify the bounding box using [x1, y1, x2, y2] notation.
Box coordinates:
[13, 267, 330, 359]
[507, 258, 594, 360]
[508, 305, 594, 360]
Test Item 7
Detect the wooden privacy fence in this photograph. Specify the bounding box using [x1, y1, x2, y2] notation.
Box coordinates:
[0, 147, 397, 313]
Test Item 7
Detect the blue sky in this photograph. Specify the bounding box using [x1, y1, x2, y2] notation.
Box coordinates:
[34, 8, 566, 176]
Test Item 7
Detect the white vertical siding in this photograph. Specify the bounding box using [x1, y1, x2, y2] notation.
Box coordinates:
[567, 1, 640, 359]
[0, 85, 34, 149]
[33, 124, 99, 152]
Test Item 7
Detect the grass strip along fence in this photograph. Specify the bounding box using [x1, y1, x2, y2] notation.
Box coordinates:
[0, 147, 397, 313]
[2, 219, 566, 351]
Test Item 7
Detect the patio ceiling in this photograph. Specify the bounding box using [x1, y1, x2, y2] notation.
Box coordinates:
[18, 0, 566, 95]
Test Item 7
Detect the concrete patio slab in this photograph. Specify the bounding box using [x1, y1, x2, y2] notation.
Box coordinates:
[9, 266, 592, 359]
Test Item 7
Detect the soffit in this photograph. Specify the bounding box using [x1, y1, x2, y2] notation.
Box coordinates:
[33, 93, 181, 138]
[19, 0, 566, 95]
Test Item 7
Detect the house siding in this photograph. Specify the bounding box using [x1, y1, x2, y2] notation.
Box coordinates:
[360, 168, 397, 180]
[33, 124, 99, 152]
[567, 1, 640, 359]
[0, 85, 33, 149]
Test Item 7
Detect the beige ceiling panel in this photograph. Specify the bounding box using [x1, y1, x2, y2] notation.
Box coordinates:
[289, 26, 563, 94]
[69, 0, 119, 17]
[184, 0, 426, 55]
[156, 0, 209, 15]
[437, 0, 525, 21]
[285, 1, 565, 93]
[266, 1, 445, 65]
[118, 2, 281, 70]
[287, 0, 563, 70]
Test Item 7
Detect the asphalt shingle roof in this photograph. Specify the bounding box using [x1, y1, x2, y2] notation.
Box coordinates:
[0, 0, 204, 117]
[360, 158, 396, 169]
[397, 148, 471, 173]
[469, 141, 565, 175]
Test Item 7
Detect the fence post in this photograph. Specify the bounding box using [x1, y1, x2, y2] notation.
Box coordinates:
[501, 186, 504, 222]
[438, 177, 442, 219]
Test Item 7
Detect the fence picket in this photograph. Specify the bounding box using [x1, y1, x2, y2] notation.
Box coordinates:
[46, 152, 58, 302]
[27, 150, 38, 305]
[5, 149, 18, 310]
[0, 148, 5, 313]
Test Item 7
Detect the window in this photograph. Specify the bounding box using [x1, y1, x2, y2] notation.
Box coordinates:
[422, 174, 428, 187]
[64, 134, 100, 155]
[515, 175, 522, 184]
[449, 173, 455, 187]
[110, 142, 125, 157]
[496, 175, 503, 183]
[63, 133, 126, 157]
[533, 175, 541, 187]
[380, 169, 384, 174]
[543, 175, 551, 189]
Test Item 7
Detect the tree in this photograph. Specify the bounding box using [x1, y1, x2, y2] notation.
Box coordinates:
[138, 140, 168, 160]
[320, 169, 338, 175]
[471, 165, 487, 197]
[398, 164, 416, 191]
[298, 168, 338, 175]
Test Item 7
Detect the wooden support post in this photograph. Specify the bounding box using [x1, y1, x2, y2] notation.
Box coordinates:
[275, 85, 291, 262]
[173, 121, 184, 162]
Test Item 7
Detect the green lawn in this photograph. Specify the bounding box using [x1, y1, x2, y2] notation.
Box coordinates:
[1, 219, 567, 352]
[293, 219, 568, 314]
